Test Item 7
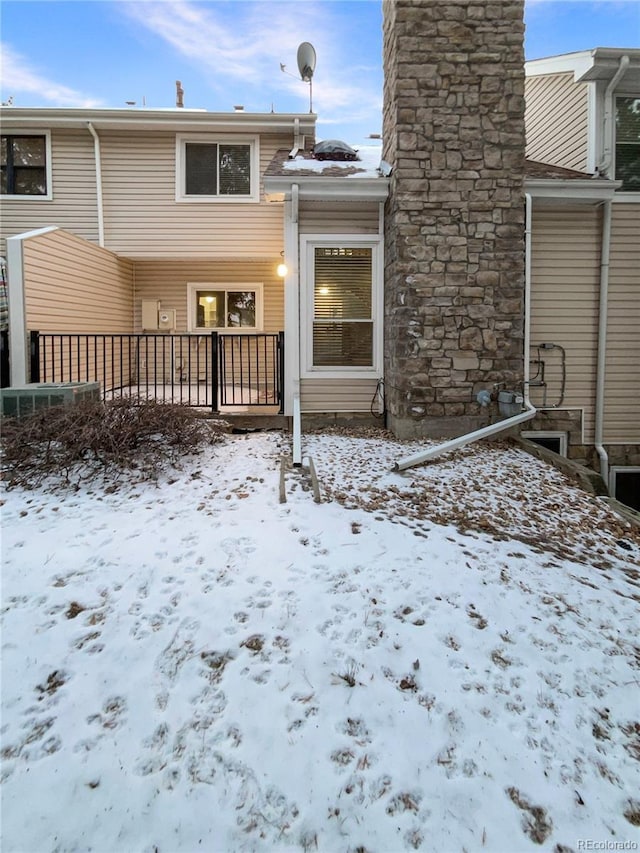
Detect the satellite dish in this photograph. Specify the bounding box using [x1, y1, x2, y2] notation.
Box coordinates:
[297, 42, 316, 82]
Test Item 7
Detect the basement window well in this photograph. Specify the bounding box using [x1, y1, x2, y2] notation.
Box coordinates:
[521, 431, 567, 457]
[609, 467, 640, 512]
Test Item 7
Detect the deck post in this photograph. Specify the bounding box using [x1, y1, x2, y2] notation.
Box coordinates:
[29, 331, 40, 383]
[277, 331, 285, 414]
[210, 331, 220, 414]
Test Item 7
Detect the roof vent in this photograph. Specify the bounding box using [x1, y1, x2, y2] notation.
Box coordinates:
[234, 105, 244, 112]
[313, 140, 359, 162]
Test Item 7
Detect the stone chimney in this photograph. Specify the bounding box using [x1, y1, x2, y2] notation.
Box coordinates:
[382, 0, 526, 439]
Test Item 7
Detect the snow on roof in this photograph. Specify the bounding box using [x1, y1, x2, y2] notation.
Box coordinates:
[281, 144, 383, 178]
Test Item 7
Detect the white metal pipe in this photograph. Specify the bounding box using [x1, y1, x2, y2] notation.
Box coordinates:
[393, 403, 536, 471]
[393, 193, 536, 472]
[87, 122, 105, 247]
[6, 236, 27, 386]
[524, 192, 533, 407]
[292, 393, 302, 466]
[595, 199, 613, 484]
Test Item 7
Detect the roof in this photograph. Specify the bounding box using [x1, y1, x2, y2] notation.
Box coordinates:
[524, 159, 595, 179]
[525, 48, 640, 90]
[263, 145, 389, 202]
[524, 159, 620, 203]
[265, 146, 384, 179]
[0, 106, 317, 136]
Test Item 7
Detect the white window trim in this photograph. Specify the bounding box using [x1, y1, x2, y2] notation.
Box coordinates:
[609, 466, 640, 502]
[175, 133, 259, 203]
[521, 430, 568, 457]
[300, 234, 383, 379]
[1, 130, 52, 201]
[187, 282, 264, 333]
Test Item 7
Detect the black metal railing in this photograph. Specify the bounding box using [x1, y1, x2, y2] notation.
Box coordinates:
[0, 330, 9, 388]
[29, 331, 284, 412]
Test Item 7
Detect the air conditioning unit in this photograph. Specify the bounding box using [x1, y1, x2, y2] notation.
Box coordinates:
[0, 382, 101, 418]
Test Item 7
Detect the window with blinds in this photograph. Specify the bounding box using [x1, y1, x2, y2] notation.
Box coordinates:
[312, 247, 373, 367]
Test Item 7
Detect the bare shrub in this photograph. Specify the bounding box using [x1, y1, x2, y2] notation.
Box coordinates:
[0, 397, 227, 491]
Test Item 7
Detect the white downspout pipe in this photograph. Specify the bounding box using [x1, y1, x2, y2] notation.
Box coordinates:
[284, 182, 302, 466]
[598, 55, 629, 178]
[87, 122, 105, 247]
[594, 199, 613, 484]
[393, 194, 536, 472]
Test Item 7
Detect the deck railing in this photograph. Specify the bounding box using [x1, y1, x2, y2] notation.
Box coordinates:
[29, 331, 284, 412]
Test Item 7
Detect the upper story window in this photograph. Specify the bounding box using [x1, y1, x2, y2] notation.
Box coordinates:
[1, 133, 51, 199]
[176, 134, 259, 202]
[615, 96, 640, 192]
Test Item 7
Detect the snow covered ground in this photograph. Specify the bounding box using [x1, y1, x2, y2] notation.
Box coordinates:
[1, 429, 639, 853]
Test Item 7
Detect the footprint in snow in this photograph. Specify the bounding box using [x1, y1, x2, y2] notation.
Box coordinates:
[156, 618, 200, 683]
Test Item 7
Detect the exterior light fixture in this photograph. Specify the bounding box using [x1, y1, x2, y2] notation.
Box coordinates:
[277, 252, 288, 278]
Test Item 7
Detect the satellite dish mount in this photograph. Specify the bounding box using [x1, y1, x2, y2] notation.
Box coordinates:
[296, 42, 316, 113]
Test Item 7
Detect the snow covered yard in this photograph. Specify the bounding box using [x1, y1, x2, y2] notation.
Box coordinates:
[1, 430, 639, 853]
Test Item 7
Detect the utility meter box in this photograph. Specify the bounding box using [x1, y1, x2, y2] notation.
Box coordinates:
[498, 390, 523, 417]
[158, 309, 176, 331]
[141, 300, 160, 331]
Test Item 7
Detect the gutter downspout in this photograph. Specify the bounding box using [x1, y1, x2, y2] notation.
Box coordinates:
[598, 55, 629, 177]
[286, 182, 302, 466]
[595, 198, 613, 485]
[87, 122, 105, 247]
[393, 194, 536, 472]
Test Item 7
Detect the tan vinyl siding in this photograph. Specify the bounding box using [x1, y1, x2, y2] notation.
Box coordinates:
[22, 229, 134, 390]
[604, 203, 640, 443]
[133, 260, 284, 334]
[299, 202, 380, 234]
[100, 132, 290, 259]
[0, 130, 99, 254]
[23, 228, 133, 332]
[301, 378, 378, 412]
[525, 73, 589, 171]
[529, 206, 602, 442]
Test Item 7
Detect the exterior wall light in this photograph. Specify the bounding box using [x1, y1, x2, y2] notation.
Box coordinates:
[277, 252, 288, 278]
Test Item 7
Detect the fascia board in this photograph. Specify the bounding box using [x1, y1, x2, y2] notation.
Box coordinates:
[264, 176, 389, 202]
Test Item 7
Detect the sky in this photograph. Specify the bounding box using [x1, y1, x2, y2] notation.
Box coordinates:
[0, 0, 639, 146]
[2, 429, 639, 851]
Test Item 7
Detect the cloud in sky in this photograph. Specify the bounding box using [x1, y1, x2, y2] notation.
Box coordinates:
[118, 0, 383, 136]
[0, 43, 103, 108]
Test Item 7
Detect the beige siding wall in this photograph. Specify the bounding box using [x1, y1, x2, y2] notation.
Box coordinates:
[23, 228, 133, 332]
[604, 203, 640, 443]
[100, 131, 289, 259]
[299, 201, 380, 234]
[300, 378, 379, 412]
[0, 130, 99, 255]
[525, 73, 589, 171]
[529, 205, 601, 442]
[133, 260, 284, 333]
